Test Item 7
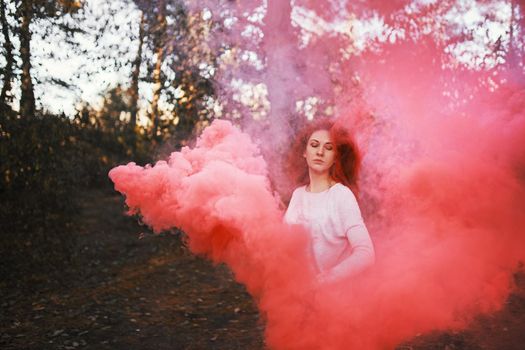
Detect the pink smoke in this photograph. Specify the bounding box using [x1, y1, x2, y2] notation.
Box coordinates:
[110, 1, 525, 349]
[109, 120, 321, 343]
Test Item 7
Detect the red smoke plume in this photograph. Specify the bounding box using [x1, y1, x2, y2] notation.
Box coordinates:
[110, 1, 525, 348]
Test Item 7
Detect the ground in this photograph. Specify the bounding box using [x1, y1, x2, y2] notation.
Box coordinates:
[1, 188, 524, 349]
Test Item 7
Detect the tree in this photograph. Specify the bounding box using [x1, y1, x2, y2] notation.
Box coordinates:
[130, 0, 216, 142]
[18, 0, 34, 116]
[0, 0, 15, 107]
[149, 0, 167, 140]
[129, 11, 145, 128]
[16, 0, 83, 117]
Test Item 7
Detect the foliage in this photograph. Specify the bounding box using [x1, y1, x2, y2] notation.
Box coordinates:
[131, 0, 217, 142]
[75, 84, 154, 163]
[0, 102, 152, 285]
[0, 0, 218, 286]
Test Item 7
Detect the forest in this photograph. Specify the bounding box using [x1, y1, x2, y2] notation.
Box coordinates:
[1, 0, 525, 349]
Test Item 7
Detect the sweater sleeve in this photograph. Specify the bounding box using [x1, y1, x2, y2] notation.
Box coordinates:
[323, 186, 375, 282]
[284, 187, 300, 225]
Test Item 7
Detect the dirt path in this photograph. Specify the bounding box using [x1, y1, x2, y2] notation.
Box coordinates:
[1, 189, 264, 350]
[1, 188, 524, 349]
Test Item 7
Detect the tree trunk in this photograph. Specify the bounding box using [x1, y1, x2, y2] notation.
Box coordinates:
[0, 0, 14, 106]
[263, 0, 333, 130]
[130, 11, 145, 128]
[262, 0, 296, 125]
[150, 0, 166, 140]
[19, 0, 35, 117]
[507, 0, 518, 65]
[259, 0, 300, 196]
[261, 0, 336, 196]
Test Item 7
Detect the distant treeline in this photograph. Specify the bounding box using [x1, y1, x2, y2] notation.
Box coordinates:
[0, 0, 215, 141]
[0, 0, 218, 286]
[0, 103, 153, 286]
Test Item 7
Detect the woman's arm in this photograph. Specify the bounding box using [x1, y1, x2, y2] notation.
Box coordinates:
[321, 222, 375, 283]
[320, 185, 375, 283]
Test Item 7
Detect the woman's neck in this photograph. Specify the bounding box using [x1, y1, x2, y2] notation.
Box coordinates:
[307, 171, 334, 193]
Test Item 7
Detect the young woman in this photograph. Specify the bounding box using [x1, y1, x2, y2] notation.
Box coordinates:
[284, 118, 375, 284]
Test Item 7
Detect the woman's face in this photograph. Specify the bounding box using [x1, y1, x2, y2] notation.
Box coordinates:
[304, 129, 336, 175]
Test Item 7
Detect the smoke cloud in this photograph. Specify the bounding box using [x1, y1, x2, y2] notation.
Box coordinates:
[110, 1, 525, 349]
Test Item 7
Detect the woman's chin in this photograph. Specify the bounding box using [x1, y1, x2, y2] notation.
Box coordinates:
[309, 166, 330, 175]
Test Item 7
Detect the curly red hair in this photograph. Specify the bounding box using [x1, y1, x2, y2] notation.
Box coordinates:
[285, 117, 362, 194]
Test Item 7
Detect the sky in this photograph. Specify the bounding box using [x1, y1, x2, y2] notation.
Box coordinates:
[0, 0, 518, 120]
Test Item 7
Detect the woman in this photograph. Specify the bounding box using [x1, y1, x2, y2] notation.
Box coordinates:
[284, 118, 375, 284]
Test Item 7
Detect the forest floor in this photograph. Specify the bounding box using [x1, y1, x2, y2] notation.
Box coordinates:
[1, 188, 524, 350]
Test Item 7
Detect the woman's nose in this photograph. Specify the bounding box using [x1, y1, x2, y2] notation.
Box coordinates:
[316, 147, 324, 156]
